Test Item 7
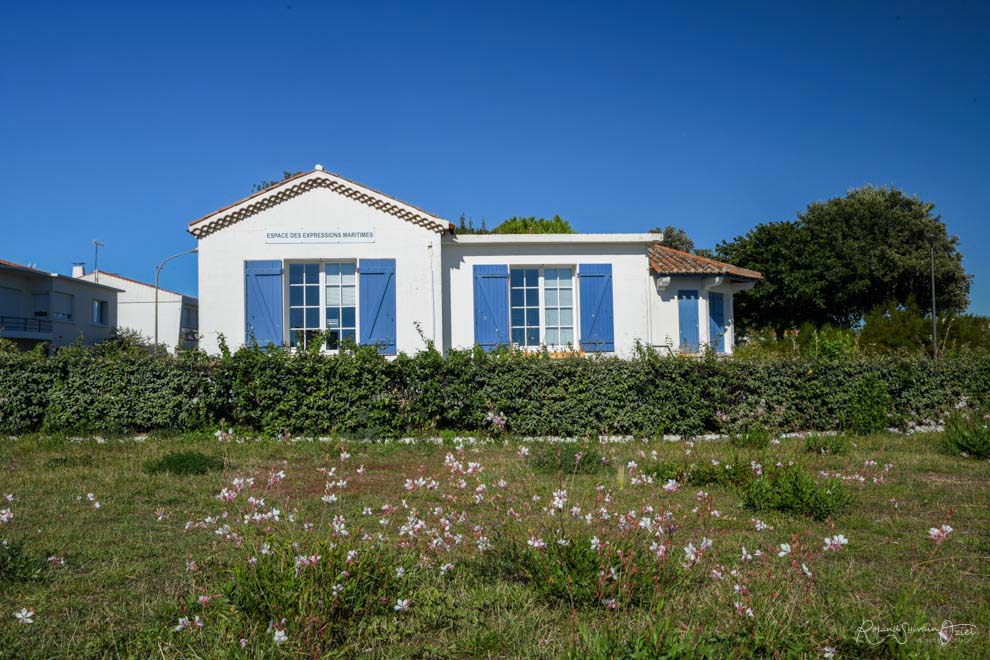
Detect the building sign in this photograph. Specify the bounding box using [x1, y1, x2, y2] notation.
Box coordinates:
[265, 228, 375, 244]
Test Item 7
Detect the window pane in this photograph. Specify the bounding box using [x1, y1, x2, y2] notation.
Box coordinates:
[546, 309, 559, 326]
[512, 328, 525, 345]
[341, 329, 356, 344]
[510, 270, 525, 286]
[526, 289, 538, 306]
[305, 285, 319, 304]
[290, 309, 304, 328]
[560, 308, 573, 326]
[526, 308, 539, 326]
[303, 309, 317, 328]
[559, 289, 573, 306]
[544, 269, 558, 287]
[342, 307, 355, 328]
[341, 285, 356, 306]
[526, 328, 540, 345]
[325, 263, 340, 278]
[510, 288, 524, 307]
[290, 287, 303, 306]
[290, 331, 300, 347]
[326, 286, 341, 306]
[524, 269, 538, 286]
[326, 330, 340, 350]
[289, 264, 304, 284]
[326, 308, 340, 328]
[511, 308, 525, 326]
[304, 263, 319, 281]
[545, 289, 558, 307]
[558, 268, 572, 285]
[560, 328, 574, 345]
[545, 328, 559, 346]
[341, 263, 355, 285]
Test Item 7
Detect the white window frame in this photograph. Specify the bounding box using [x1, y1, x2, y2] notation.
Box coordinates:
[284, 260, 359, 352]
[508, 265, 580, 351]
[91, 299, 109, 326]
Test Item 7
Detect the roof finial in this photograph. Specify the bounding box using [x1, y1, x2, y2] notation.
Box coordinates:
[314, 163, 324, 171]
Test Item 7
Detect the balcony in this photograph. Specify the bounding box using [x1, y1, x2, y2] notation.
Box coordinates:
[0, 315, 54, 338]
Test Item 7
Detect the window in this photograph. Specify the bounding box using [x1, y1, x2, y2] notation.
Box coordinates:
[510, 268, 540, 347]
[510, 267, 576, 349]
[92, 299, 108, 325]
[287, 262, 358, 350]
[324, 263, 356, 350]
[52, 292, 73, 321]
[181, 306, 198, 330]
[33, 293, 49, 317]
[289, 263, 321, 348]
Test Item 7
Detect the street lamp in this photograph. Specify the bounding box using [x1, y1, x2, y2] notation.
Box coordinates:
[154, 247, 197, 354]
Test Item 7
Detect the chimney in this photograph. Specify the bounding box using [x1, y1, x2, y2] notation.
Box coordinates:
[72, 262, 86, 278]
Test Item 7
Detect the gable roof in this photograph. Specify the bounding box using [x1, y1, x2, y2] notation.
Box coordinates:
[187, 168, 454, 238]
[648, 244, 762, 281]
[82, 270, 196, 301]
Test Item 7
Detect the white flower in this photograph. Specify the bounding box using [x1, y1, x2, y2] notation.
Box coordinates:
[395, 566, 406, 578]
[591, 536, 601, 550]
[802, 563, 813, 578]
[823, 535, 848, 552]
[928, 524, 953, 544]
[394, 598, 411, 612]
[527, 537, 546, 550]
[777, 543, 792, 558]
[14, 608, 34, 624]
[272, 629, 288, 644]
[0, 509, 12, 524]
[662, 479, 680, 493]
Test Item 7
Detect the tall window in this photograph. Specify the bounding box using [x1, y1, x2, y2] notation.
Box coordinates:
[324, 263, 356, 350]
[510, 268, 540, 347]
[288, 263, 320, 348]
[543, 268, 574, 346]
[510, 267, 576, 349]
[92, 299, 108, 325]
[52, 292, 73, 321]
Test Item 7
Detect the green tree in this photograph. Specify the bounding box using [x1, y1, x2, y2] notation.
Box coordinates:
[717, 186, 970, 334]
[491, 215, 575, 234]
[252, 170, 303, 193]
[648, 225, 715, 258]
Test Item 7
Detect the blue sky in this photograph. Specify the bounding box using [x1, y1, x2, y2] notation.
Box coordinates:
[1, 1, 988, 313]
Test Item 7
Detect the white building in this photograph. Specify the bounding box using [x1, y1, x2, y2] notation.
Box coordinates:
[0, 259, 121, 350]
[189, 167, 760, 357]
[75, 267, 199, 353]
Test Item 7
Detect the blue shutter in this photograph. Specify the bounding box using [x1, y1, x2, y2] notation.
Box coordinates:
[359, 259, 397, 355]
[244, 260, 283, 346]
[473, 265, 509, 351]
[678, 289, 700, 353]
[709, 292, 726, 353]
[578, 264, 615, 352]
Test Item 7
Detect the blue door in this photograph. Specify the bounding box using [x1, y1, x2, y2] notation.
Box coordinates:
[678, 289, 699, 353]
[473, 265, 509, 351]
[709, 292, 725, 353]
[244, 260, 283, 346]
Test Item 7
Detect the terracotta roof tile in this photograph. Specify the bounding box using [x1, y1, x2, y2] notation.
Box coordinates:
[648, 244, 762, 280]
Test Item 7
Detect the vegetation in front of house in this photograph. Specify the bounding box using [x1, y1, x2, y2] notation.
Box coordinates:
[144, 451, 226, 476]
[1, 340, 987, 437]
[0, 431, 986, 656]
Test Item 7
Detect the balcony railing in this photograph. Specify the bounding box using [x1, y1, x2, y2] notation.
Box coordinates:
[0, 315, 53, 334]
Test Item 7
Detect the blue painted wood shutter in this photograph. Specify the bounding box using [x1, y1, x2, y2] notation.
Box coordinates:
[708, 292, 726, 353]
[578, 264, 615, 352]
[473, 264, 509, 351]
[678, 289, 700, 353]
[358, 258, 397, 355]
[244, 260, 283, 346]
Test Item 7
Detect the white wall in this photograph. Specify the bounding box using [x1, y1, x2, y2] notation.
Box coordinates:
[648, 276, 749, 354]
[196, 187, 444, 355]
[441, 239, 656, 358]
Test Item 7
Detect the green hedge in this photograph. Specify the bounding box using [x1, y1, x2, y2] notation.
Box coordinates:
[1, 343, 986, 436]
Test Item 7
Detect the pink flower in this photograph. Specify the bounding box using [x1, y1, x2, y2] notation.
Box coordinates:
[928, 524, 953, 545]
[823, 535, 848, 552]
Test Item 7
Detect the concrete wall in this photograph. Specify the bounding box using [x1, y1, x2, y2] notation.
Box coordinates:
[648, 275, 747, 355]
[196, 187, 443, 355]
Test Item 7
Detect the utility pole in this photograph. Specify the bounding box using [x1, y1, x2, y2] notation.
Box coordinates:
[154, 247, 198, 354]
[93, 240, 104, 282]
[930, 234, 938, 361]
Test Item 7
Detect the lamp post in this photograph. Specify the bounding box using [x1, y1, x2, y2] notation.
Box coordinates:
[154, 247, 197, 354]
[929, 234, 937, 361]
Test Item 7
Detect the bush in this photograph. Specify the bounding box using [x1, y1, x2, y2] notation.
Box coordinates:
[0, 538, 49, 583]
[942, 407, 990, 458]
[803, 434, 850, 456]
[528, 443, 606, 475]
[729, 426, 772, 449]
[742, 464, 852, 520]
[144, 451, 226, 476]
[845, 374, 892, 435]
[647, 459, 753, 488]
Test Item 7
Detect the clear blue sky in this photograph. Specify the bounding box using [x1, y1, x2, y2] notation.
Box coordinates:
[2, 1, 988, 313]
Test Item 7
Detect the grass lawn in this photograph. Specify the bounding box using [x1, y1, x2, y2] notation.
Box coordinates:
[0, 430, 987, 657]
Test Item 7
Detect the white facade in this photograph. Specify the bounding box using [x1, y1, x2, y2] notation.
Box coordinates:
[0, 261, 121, 350]
[77, 269, 199, 353]
[190, 168, 757, 357]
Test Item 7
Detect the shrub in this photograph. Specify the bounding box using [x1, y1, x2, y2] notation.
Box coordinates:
[942, 407, 990, 458]
[803, 433, 850, 456]
[742, 464, 852, 520]
[845, 374, 892, 435]
[528, 443, 606, 475]
[648, 459, 753, 488]
[144, 451, 226, 476]
[729, 426, 772, 449]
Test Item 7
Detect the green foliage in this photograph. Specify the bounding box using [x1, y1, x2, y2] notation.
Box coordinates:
[718, 186, 971, 334]
[527, 443, 606, 474]
[0, 538, 49, 583]
[649, 225, 695, 253]
[648, 459, 752, 488]
[1, 342, 989, 436]
[143, 451, 226, 475]
[845, 374, 892, 435]
[803, 433, 850, 456]
[742, 464, 853, 520]
[729, 426, 772, 449]
[251, 169, 303, 193]
[942, 406, 990, 458]
[491, 215, 575, 234]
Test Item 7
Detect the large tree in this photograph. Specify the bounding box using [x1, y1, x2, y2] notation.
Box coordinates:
[491, 215, 575, 234]
[717, 186, 970, 334]
[648, 225, 715, 258]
